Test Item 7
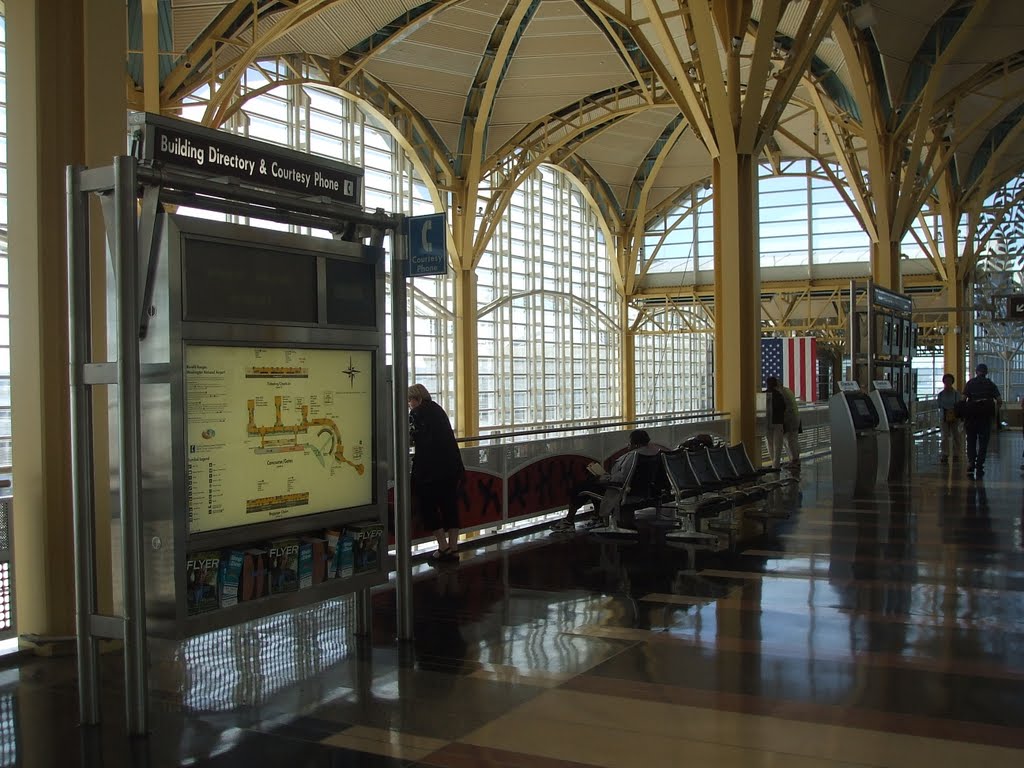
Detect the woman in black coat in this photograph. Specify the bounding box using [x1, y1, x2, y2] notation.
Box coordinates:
[407, 384, 464, 562]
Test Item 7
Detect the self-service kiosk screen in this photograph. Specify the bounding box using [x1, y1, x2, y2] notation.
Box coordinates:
[185, 344, 375, 534]
[882, 391, 909, 423]
[848, 394, 879, 429]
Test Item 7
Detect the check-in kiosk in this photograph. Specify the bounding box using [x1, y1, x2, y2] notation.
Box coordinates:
[870, 380, 909, 432]
[871, 380, 911, 478]
[829, 381, 887, 495]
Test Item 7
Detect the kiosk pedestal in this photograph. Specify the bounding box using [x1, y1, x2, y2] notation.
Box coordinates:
[870, 384, 912, 481]
[829, 386, 885, 497]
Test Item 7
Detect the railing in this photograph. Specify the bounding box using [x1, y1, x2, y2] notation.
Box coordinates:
[912, 397, 940, 433]
[403, 397, 940, 550]
[399, 411, 733, 545]
[0, 491, 13, 640]
[755, 402, 831, 465]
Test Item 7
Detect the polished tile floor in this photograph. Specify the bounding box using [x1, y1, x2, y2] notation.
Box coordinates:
[2, 430, 1023, 766]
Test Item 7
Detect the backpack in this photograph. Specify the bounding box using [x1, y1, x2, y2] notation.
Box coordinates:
[679, 433, 714, 452]
[954, 398, 994, 420]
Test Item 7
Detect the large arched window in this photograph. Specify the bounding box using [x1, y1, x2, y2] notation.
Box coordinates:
[634, 159, 871, 414]
[477, 166, 619, 430]
[633, 304, 713, 417]
[641, 159, 871, 281]
[180, 66, 619, 434]
[759, 161, 871, 268]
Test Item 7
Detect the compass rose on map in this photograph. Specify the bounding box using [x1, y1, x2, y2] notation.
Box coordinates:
[343, 356, 361, 387]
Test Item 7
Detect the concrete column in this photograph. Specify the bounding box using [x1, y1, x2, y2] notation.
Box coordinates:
[8, 0, 125, 637]
[713, 153, 760, 451]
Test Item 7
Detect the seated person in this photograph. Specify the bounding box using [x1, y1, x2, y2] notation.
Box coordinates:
[552, 429, 666, 531]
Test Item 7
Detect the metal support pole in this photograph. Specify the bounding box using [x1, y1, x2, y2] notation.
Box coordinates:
[391, 216, 414, 641]
[114, 156, 149, 735]
[354, 588, 372, 635]
[68, 165, 100, 725]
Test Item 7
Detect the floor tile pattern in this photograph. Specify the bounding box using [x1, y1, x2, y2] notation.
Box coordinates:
[1, 431, 1023, 766]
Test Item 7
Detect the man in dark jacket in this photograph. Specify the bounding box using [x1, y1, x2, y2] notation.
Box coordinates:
[962, 363, 1001, 479]
[408, 383, 465, 561]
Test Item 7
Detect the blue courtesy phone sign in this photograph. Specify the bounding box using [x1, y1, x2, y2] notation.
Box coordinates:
[406, 213, 448, 277]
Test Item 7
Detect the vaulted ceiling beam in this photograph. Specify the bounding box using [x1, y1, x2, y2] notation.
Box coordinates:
[201, 0, 338, 126]
[627, 118, 691, 293]
[573, 0, 654, 102]
[686, 0, 734, 153]
[802, 77, 876, 240]
[162, 0, 283, 104]
[737, 0, 782, 153]
[455, 0, 540, 182]
[755, 0, 841, 156]
[893, 0, 992, 219]
[638, 0, 719, 156]
[909, 213, 946, 281]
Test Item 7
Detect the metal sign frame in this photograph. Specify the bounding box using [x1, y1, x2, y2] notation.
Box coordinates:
[66, 154, 410, 737]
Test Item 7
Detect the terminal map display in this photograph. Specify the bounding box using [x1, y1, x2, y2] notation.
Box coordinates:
[186, 345, 374, 534]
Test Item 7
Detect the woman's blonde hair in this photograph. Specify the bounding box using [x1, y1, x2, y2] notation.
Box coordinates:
[408, 383, 432, 402]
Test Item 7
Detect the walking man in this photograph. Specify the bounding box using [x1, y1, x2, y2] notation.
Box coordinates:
[962, 363, 1001, 479]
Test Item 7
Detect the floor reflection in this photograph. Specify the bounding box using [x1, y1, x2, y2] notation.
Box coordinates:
[4, 435, 1024, 766]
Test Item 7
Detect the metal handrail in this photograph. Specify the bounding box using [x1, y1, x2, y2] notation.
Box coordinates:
[457, 410, 728, 444]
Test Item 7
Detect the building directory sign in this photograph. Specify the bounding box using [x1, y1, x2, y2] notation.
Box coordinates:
[131, 113, 364, 208]
[185, 345, 374, 534]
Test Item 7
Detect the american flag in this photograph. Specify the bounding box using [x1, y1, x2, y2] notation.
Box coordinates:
[762, 337, 817, 402]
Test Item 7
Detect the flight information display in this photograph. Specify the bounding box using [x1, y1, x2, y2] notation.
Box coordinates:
[185, 345, 374, 534]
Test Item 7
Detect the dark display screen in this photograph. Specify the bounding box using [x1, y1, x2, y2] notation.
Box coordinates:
[183, 237, 317, 324]
[326, 257, 378, 328]
[882, 391, 909, 423]
[848, 394, 879, 429]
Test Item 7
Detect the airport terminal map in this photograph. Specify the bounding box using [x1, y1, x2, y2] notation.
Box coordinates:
[186, 345, 374, 534]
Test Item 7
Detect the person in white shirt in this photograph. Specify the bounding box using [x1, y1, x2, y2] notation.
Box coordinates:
[935, 373, 962, 463]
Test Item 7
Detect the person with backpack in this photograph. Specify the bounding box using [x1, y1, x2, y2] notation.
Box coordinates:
[765, 376, 800, 469]
[961, 363, 1001, 479]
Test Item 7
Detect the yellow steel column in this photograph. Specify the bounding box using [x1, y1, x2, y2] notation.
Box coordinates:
[713, 153, 760, 450]
[871, 238, 902, 290]
[621, 293, 636, 422]
[8, 0, 125, 638]
[941, 209, 966, 387]
[453, 266, 478, 438]
[8, 0, 82, 638]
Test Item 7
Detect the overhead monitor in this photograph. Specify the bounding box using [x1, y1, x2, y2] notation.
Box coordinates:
[185, 344, 375, 534]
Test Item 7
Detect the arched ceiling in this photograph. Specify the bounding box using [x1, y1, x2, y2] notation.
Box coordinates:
[146, 0, 1024, 223]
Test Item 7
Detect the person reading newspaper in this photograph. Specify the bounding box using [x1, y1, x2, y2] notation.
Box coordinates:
[552, 430, 666, 531]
